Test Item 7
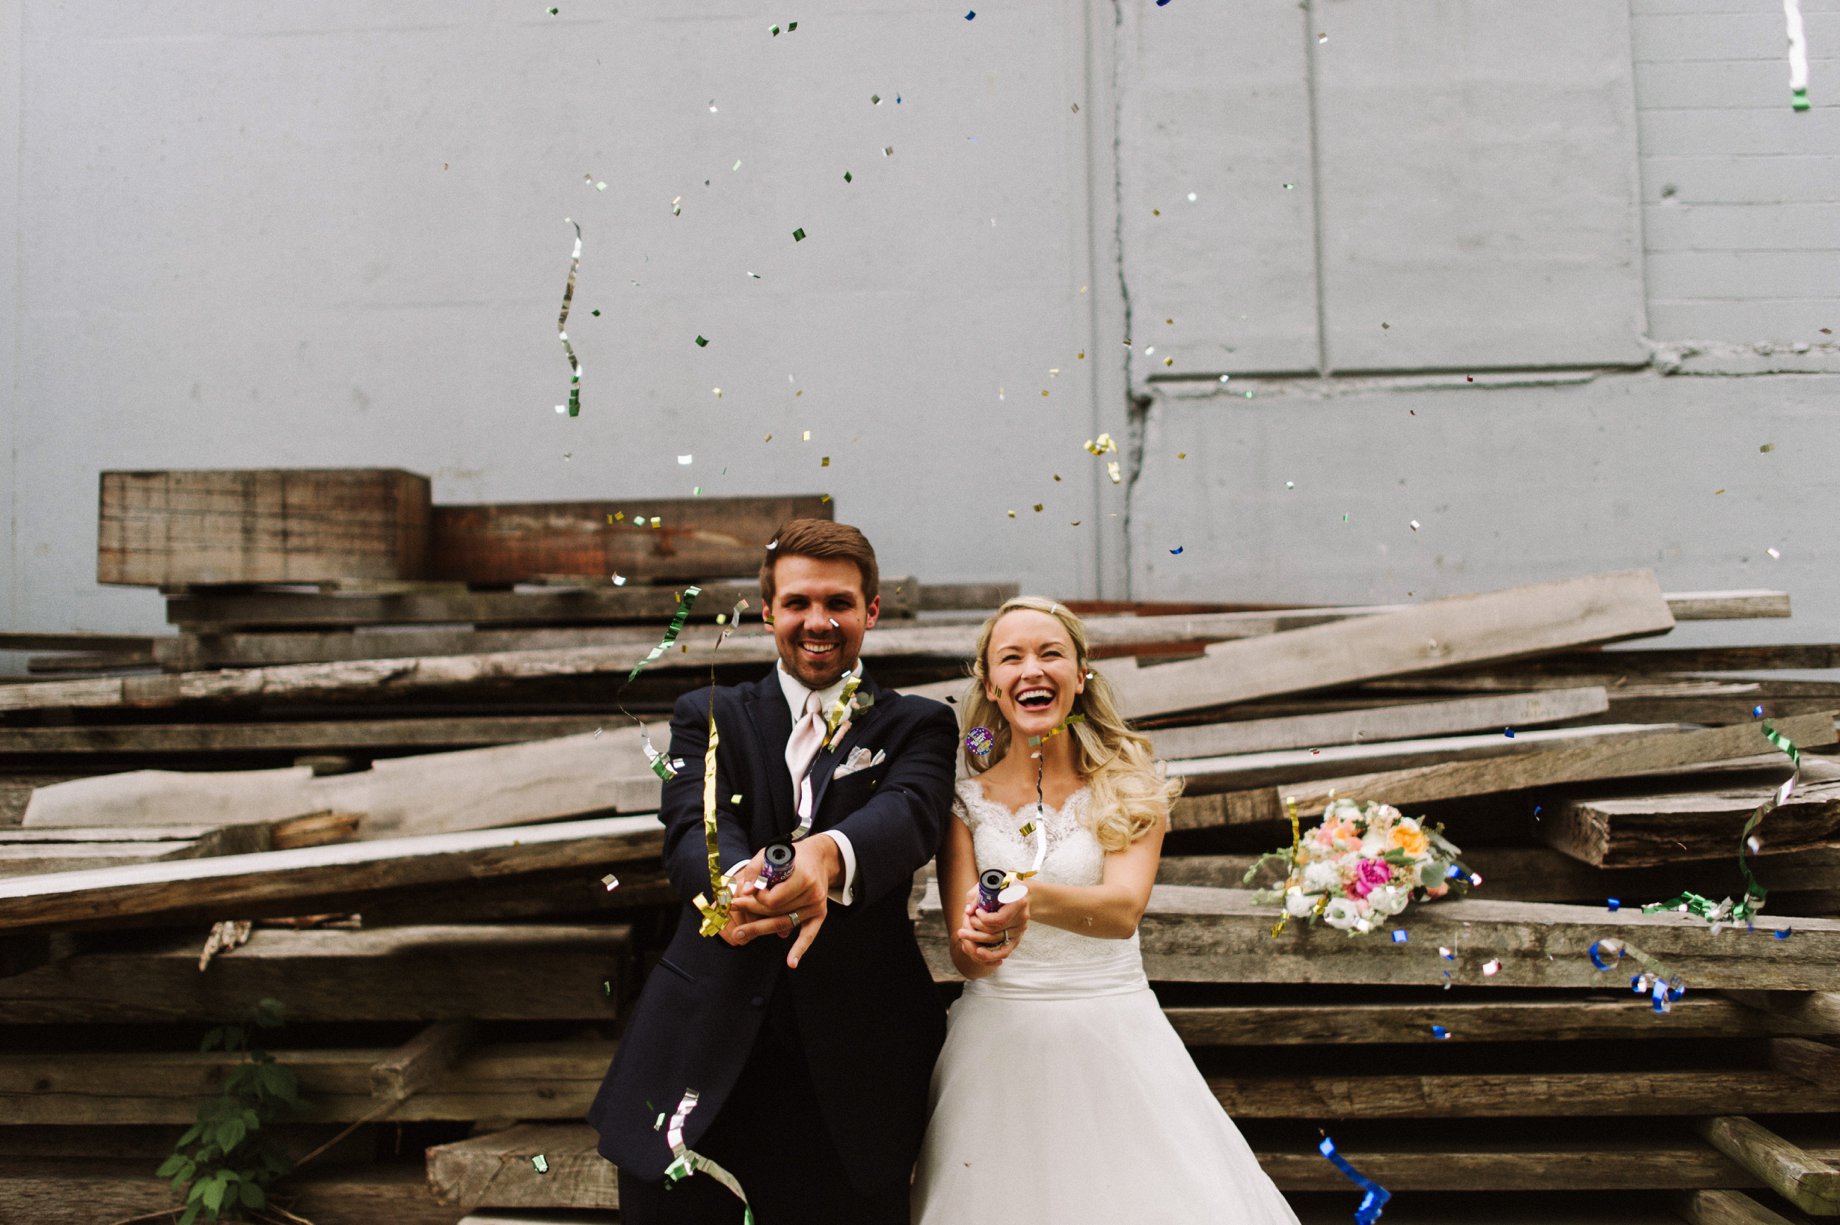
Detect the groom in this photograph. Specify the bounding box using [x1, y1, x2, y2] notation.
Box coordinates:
[588, 519, 957, 1224]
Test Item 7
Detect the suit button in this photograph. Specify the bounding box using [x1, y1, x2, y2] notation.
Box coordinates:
[750, 996, 765, 1008]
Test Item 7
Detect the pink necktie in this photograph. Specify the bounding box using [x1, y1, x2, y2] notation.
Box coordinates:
[785, 691, 826, 832]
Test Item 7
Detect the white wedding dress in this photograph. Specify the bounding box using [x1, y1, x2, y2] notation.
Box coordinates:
[912, 779, 1300, 1225]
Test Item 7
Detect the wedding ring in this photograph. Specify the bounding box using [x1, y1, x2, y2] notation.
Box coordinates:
[999, 930, 1010, 946]
[788, 911, 801, 928]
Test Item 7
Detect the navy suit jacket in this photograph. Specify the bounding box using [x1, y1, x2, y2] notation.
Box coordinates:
[586, 667, 956, 1190]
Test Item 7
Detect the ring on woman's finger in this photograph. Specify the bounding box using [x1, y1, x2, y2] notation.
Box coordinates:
[788, 910, 801, 928]
[999, 930, 1010, 946]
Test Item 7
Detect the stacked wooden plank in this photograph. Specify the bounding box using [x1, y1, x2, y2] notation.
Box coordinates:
[6, 499, 1840, 1224]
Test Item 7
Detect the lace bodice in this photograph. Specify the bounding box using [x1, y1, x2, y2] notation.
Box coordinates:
[953, 778, 1140, 966]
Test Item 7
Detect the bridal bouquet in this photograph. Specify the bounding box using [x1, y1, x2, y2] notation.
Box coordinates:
[1245, 797, 1474, 935]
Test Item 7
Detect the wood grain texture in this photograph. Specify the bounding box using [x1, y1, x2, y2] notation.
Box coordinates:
[429, 494, 830, 584]
[97, 469, 430, 587]
[1541, 779, 1840, 867]
[903, 569, 1677, 718]
[0, 923, 630, 1022]
[0, 815, 663, 932]
[21, 727, 667, 834]
[916, 884, 1840, 989]
[1171, 712, 1838, 827]
[1696, 1116, 1840, 1216]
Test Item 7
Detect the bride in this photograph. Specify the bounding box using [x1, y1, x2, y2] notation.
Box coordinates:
[911, 596, 1299, 1225]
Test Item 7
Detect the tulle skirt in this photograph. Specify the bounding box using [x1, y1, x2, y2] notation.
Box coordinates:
[912, 942, 1299, 1225]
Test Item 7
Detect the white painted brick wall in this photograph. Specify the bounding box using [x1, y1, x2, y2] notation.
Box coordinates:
[1632, 0, 1840, 341]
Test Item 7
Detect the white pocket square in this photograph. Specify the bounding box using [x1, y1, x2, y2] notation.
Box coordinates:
[834, 747, 885, 778]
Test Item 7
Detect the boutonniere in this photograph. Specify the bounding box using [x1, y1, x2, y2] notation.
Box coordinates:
[820, 676, 875, 752]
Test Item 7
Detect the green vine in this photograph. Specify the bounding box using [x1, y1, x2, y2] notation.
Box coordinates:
[154, 998, 305, 1225]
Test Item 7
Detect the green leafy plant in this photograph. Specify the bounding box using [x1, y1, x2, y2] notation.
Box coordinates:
[155, 998, 304, 1224]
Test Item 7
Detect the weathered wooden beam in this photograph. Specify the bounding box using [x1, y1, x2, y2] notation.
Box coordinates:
[428, 1123, 618, 1211]
[11, 1034, 1831, 1127]
[164, 576, 917, 632]
[1208, 1070, 1834, 1119]
[21, 727, 666, 836]
[0, 1039, 617, 1124]
[1162, 846, 1840, 910]
[1171, 712, 1838, 828]
[1695, 1117, 1840, 1216]
[1675, 1189, 1806, 1225]
[915, 885, 1840, 989]
[372, 1020, 481, 1102]
[1726, 992, 1840, 1035]
[0, 923, 628, 1022]
[1540, 780, 1840, 868]
[0, 815, 662, 932]
[0, 715, 623, 757]
[1164, 996, 1839, 1045]
[906, 570, 1678, 718]
[0, 1155, 461, 1225]
[1150, 688, 1609, 760]
[1172, 722, 1672, 793]
[1770, 1036, 1840, 1087]
[424, 1122, 1766, 1211]
[427, 494, 830, 585]
[98, 468, 431, 587]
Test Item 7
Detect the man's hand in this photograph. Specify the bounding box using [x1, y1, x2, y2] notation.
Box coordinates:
[721, 837, 842, 968]
[955, 882, 1028, 967]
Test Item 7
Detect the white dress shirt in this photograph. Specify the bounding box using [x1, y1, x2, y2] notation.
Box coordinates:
[722, 663, 862, 906]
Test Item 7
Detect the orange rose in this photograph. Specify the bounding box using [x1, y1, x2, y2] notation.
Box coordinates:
[1389, 824, 1429, 856]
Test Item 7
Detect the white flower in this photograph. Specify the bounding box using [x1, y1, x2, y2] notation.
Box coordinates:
[1285, 889, 1315, 917]
[1322, 897, 1362, 930]
[1301, 861, 1343, 894]
[1365, 884, 1410, 917]
[1359, 828, 1390, 856]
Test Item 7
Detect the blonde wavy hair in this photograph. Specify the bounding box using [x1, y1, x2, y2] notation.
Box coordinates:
[960, 596, 1182, 851]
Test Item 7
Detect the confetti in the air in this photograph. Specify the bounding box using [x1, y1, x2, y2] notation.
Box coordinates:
[1481, 959, 1502, 977]
[1390, 930, 1408, 944]
[965, 8, 975, 17]
[695, 335, 708, 347]
[1317, 1135, 1390, 1225]
[602, 874, 620, 891]
[1784, 0, 1811, 110]
[1169, 546, 1184, 555]
[793, 227, 807, 241]
[770, 21, 798, 35]
[1431, 1025, 1449, 1039]
[678, 454, 693, 465]
[966, 726, 996, 757]
[555, 219, 584, 417]
[532, 1155, 550, 1173]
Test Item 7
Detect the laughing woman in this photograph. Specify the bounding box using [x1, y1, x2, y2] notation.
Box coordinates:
[911, 596, 1299, 1225]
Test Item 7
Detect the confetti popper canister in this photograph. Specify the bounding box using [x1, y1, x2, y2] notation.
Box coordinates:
[977, 868, 1008, 912]
[760, 840, 796, 889]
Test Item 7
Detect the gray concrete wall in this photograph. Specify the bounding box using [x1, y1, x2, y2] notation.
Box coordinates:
[1116, 0, 1840, 644]
[3, 0, 1837, 652]
[1, 0, 1126, 643]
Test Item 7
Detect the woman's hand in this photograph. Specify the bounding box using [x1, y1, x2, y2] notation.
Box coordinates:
[955, 881, 1029, 968]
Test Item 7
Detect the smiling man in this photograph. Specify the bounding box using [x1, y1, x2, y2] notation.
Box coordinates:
[588, 519, 958, 1225]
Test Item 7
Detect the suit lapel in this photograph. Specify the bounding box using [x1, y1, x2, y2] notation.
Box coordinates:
[743, 670, 797, 838]
[808, 674, 883, 821]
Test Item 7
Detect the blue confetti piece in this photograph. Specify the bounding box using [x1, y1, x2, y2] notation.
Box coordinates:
[1607, 898, 1620, 912]
[1503, 727, 1516, 738]
[1318, 1135, 1391, 1225]
[1588, 940, 1619, 971]
[1391, 930, 1408, 944]
[1169, 546, 1184, 555]
[1156, 0, 1173, 5]
[1431, 1025, 1450, 1040]
[1753, 705, 1765, 718]
[965, 8, 975, 16]
[1775, 928, 1793, 940]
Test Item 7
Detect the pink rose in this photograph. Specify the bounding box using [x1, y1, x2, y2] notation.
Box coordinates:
[1349, 858, 1393, 898]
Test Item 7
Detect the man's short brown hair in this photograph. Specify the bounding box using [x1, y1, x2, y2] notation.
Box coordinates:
[761, 519, 880, 606]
